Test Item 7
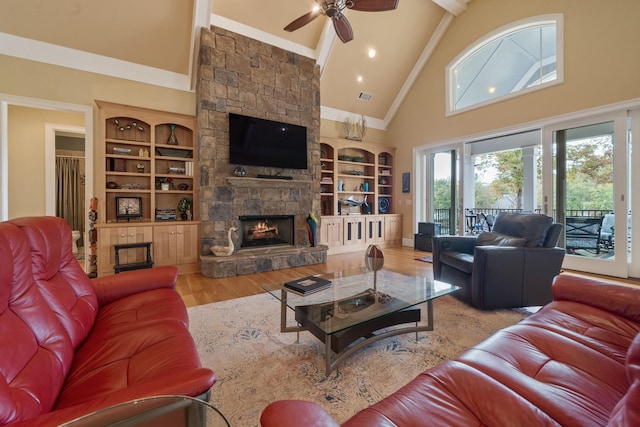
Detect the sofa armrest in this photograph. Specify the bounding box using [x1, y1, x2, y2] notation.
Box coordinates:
[552, 274, 640, 323]
[471, 246, 565, 309]
[92, 266, 179, 307]
[432, 235, 477, 279]
[432, 235, 477, 254]
[260, 401, 340, 427]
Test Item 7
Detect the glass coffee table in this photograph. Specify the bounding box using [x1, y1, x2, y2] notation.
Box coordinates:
[262, 267, 459, 376]
[60, 395, 229, 426]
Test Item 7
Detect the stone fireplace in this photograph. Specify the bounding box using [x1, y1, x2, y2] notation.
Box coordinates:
[238, 215, 294, 249]
[196, 26, 327, 277]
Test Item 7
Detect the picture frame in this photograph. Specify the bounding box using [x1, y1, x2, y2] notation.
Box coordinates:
[402, 172, 410, 193]
[116, 197, 142, 221]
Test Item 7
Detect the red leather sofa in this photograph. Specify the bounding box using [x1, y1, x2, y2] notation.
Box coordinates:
[260, 274, 640, 426]
[0, 217, 216, 426]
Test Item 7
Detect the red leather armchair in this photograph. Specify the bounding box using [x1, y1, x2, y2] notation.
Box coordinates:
[0, 217, 215, 426]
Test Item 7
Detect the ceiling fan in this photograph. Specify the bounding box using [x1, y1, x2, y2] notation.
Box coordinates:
[284, 0, 399, 43]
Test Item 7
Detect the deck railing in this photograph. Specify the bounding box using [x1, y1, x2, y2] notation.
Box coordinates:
[432, 208, 613, 236]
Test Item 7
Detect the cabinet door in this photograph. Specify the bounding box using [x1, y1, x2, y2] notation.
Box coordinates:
[97, 226, 152, 275]
[384, 216, 402, 242]
[153, 225, 178, 266]
[320, 217, 343, 247]
[343, 217, 365, 246]
[176, 224, 199, 264]
[365, 216, 385, 243]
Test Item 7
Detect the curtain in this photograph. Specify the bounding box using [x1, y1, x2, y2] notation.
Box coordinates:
[56, 157, 84, 248]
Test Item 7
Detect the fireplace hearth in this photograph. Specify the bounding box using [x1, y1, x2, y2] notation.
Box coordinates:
[239, 215, 294, 249]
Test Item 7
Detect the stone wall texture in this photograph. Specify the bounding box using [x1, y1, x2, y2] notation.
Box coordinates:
[196, 26, 322, 256]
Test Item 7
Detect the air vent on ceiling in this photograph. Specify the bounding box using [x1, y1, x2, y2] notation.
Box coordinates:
[357, 91, 373, 102]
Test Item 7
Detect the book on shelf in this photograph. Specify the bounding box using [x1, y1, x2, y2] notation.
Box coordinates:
[284, 275, 332, 296]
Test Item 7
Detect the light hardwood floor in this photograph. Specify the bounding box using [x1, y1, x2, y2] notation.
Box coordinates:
[175, 245, 640, 308]
[176, 246, 434, 307]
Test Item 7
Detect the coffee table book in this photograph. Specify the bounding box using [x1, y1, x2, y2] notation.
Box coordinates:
[284, 276, 332, 296]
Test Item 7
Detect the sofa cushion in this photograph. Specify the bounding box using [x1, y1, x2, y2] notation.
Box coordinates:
[0, 223, 74, 425]
[9, 217, 98, 348]
[492, 213, 553, 247]
[439, 251, 474, 274]
[607, 333, 640, 426]
[476, 231, 527, 247]
[55, 318, 206, 409]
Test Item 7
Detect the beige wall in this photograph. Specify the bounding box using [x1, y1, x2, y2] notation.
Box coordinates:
[1, 55, 197, 215]
[387, 0, 640, 239]
[7, 106, 84, 218]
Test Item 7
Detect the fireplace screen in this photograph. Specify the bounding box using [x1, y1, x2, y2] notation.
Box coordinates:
[239, 215, 294, 249]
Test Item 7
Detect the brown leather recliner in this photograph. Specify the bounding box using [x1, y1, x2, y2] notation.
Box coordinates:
[432, 212, 565, 309]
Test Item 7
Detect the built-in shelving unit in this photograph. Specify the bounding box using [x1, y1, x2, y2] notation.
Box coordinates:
[319, 136, 401, 254]
[95, 101, 199, 276]
[320, 136, 395, 216]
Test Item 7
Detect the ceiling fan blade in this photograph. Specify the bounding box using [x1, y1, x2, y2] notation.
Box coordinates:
[284, 9, 322, 32]
[348, 0, 399, 12]
[332, 14, 354, 43]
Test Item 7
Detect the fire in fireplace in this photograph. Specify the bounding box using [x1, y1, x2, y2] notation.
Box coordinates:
[238, 215, 294, 249]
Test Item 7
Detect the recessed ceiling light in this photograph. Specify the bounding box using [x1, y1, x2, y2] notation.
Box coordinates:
[368, 49, 376, 58]
[357, 75, 363, 82]
[488, 86, 496, 94]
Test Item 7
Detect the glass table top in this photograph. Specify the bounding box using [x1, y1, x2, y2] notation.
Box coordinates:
[60, 395, 229, 427]
[262, 267, 459, 335]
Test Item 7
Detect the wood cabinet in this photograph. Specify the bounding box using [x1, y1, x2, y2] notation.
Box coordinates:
[95, 101, 200, 276]
[153, 224, 199, 271]
[97, 226, 153, 277]
[365, 215, 385, 244]
[320, 214, 401, 254]
[384, 215, 403, 243]
[343, 216, 365, 246]
[319, 216, 343, 247]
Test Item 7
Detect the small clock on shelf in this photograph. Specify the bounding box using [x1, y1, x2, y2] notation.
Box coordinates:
[116, 197, 142, 221]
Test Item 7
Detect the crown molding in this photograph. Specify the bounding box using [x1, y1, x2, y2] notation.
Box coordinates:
[0, 32, 192, 92]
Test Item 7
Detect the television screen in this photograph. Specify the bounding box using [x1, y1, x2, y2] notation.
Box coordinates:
[229, 113, 308, 170]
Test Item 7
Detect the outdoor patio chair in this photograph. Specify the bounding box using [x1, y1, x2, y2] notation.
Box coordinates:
[565, 217, 603, 254]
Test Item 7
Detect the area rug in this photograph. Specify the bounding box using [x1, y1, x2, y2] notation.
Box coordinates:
[188, 293, 526, 427]
[415, 255, 432, 262]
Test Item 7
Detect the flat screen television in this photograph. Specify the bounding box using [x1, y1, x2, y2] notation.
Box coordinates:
[229, 113, 308, 169]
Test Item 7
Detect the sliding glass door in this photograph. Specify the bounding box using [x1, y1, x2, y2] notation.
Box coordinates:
[543, 113, 628, 277]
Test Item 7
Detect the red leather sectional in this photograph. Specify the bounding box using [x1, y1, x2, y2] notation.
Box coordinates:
[0, 217, 215, 426]
[261, 274, 640, 426]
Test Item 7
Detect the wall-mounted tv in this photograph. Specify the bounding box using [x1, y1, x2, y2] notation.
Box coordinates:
[229, 113, 308, 170]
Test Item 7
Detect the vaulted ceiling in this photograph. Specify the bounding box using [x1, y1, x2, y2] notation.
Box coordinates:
[0, 0, 470, 129]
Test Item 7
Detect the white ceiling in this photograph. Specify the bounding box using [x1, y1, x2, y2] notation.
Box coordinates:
[0, 0, 470, 129]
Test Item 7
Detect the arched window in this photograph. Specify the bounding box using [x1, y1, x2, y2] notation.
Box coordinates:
[447, 15, 563, 115]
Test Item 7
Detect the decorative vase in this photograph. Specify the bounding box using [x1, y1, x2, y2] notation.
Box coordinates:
[161, 183, 170, 191]
[167, 124, 178, 145]
[306, 212, 318, 247]
[365, 244, 384, 295]
[181, 211, 188, 220]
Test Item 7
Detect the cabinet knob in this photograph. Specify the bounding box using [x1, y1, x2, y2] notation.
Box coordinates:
[171, 231, 176, 235]
[120, 233, 125, 237]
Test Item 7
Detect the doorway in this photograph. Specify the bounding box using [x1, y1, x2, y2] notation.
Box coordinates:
[0, 94, 93, 268]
